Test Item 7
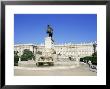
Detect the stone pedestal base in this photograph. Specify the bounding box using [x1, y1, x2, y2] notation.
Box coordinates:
[45, 37, 54, 49]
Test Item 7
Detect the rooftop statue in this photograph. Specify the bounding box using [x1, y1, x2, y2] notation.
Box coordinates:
[46, 25, 53, 38]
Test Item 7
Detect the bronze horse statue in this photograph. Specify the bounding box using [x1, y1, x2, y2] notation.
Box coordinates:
[46, 25, 53, 38]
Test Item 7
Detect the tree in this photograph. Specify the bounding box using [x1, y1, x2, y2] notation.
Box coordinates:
[14, 51, 19, 66]
[93, 43, 97, 53]
[92, 52, 97, 57]
[21, 49, 35, 61]
[80, 52, 97, 65]
[91, 52, 97, 65]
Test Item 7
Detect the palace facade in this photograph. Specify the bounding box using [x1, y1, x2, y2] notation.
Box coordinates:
[14, 42, 97, 61]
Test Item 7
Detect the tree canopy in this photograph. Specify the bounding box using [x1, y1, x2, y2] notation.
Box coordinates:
[80, 52, 97, 65]
[21, 49, 35, 61]
[14, 51, 19, 66]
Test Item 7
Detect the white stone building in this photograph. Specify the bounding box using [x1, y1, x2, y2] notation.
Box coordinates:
[14, 41, 97, 61]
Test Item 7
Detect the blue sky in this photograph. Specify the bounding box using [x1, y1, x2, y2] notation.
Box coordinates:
[14, 14, 97, 44]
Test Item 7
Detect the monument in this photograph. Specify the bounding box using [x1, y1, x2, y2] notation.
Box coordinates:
[45, 25, 54, 49]
[15, 24, 96, 67]
[36, 25, 56, 66]
[46, 25, 53, 38]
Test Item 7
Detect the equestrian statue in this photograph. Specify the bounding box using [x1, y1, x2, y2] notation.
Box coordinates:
[46, 25, 53, 38]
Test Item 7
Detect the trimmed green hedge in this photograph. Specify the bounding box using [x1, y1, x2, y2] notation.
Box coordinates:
[80, 53, 97, 65]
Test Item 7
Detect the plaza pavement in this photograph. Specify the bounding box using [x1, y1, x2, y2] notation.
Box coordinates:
[14, 63, 97, 76]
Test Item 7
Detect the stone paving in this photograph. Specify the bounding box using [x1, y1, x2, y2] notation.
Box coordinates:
[14, 62, 97, 76]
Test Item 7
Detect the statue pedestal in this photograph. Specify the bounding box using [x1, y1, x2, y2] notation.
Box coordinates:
[43, 37, 55, 56]
[45, 37, 54, 49]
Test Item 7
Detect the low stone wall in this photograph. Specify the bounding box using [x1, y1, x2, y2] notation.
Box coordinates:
[57, 58, 75, 62]
[54, 61, 79, 66]
[18, 60, 36, 67]
[18, 59, 79, 67]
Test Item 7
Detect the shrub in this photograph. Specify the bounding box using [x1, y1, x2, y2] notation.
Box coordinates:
[80, 55, 97, 65]
[14, 51, 19, 66]
[21, 49, 34, 61]
[80, 58, 84, 62]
